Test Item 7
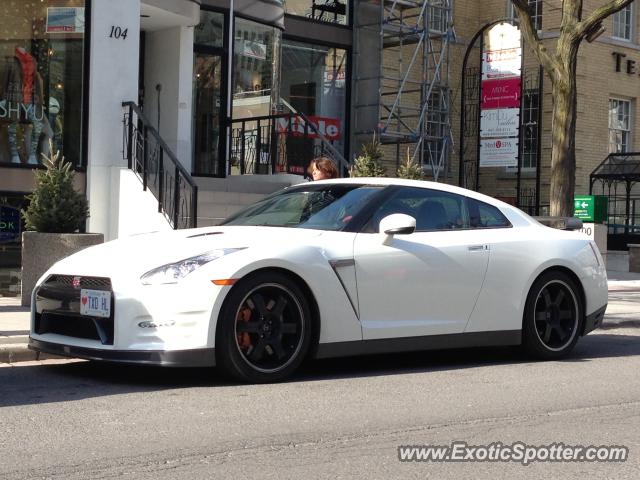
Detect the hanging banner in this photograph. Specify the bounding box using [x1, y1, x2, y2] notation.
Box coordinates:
[480, 108, 520, 137]
[480, 138, 519, 167]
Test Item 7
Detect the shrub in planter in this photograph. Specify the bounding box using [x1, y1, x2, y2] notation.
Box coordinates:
[350, 134, 387, 177]
[396, 148, 424, 180]
[22, 148, 88, 233]
[20, 147, 102, 307]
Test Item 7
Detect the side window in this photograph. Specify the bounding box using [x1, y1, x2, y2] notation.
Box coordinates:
[365, 187, 468, 232]
[467, 198, 512, 228]
[414, 190, 467, 231]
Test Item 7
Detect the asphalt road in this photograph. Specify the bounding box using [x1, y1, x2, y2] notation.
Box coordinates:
[1, 292, 639, 480]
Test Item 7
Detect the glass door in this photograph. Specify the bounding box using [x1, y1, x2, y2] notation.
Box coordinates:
[193, 52, 223, 176]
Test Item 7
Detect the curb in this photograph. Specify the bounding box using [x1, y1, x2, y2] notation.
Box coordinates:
[0, 340, 62, 364]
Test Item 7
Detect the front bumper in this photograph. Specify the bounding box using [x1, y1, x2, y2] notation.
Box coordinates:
[29, 338, 216, 367]
[583, 304, 607, 335]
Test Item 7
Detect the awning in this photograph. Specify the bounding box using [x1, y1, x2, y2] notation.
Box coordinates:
[590, 152, 640, 183]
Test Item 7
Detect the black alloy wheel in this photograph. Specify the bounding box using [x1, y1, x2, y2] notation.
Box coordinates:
[523, 271, 582, 359]
[217, 271, 312, 383]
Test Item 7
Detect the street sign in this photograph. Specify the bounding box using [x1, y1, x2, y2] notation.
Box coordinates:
[573, 195, 609, 223]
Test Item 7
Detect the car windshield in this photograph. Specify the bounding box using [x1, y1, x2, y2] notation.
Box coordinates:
[221, 184, 383, 231]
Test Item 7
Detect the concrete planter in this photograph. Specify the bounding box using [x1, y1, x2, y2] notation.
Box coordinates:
[21, 232, 104, 307]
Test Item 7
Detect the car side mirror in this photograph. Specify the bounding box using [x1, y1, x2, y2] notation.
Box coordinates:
[379, 214, 416, 245]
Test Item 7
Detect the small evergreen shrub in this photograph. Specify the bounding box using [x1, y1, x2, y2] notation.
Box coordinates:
[350, 134, 387, 177]
[22, 146, 89, 233]
[396, 148, 424, 180]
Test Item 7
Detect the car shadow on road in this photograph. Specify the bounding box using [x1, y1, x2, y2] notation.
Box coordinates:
[0, 332, 638, 408]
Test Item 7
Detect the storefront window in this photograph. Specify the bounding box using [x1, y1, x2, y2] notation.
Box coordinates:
[232, 18, 280, 119]
[0, 1, 86, 168]
[230, 18, 280, 175]
[193, 10, 225, 176]
[286, 0, 349, 26]
[195, 10, 224, 48]
[279, 39, 347, 173]
[0, 192, 27, 296]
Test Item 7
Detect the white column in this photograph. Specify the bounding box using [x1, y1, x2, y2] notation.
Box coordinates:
[143, 26, 194, 172]
[86, 0, 140, 241]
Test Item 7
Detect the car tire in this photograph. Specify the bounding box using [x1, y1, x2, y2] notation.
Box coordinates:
[216, 271, 312, 383]
[522, 271, 583, 359]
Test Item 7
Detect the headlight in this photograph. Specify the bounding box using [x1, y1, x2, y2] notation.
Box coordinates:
[141, 249, 244, 285]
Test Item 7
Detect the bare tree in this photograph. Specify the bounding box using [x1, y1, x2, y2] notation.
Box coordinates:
[511, 0, 634, 216]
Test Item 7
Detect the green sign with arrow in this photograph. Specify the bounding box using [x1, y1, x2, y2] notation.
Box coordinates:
[573, 195, 608, 223]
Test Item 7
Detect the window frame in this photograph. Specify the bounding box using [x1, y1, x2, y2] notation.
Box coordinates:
[612, 3, 634, 42]
[508, 0, 543, 31]
[609, 97, 633, 153]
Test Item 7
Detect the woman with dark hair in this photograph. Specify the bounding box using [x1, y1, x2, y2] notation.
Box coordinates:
[308, 156, 338, 180]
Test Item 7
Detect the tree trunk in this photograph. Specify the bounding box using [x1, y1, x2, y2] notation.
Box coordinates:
[549, 61, 578, 217]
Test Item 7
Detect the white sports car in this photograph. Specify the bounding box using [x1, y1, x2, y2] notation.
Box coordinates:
[29, 178, 608, 382]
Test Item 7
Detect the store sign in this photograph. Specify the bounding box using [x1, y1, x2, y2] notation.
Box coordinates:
[46, 7, 85, 34]
[479, 138, 518, 167]
[482, 48, 522, 80]
[612, 51, 640, 74]
[0, 102, 45, 121]
[481, 78, 521, 109]
[480, 23, 522, 168]
[480, 108, 519, 137]
[277, 115, 341, 140]
[0, 206, 20, 244]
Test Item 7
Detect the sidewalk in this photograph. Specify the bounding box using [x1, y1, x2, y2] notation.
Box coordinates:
[2, 262, 640, 364]
[0, 296, 35, 363]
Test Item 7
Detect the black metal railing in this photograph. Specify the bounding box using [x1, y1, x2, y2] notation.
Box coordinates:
[230, 112, 349, 177]
[122, 102, 197, 229]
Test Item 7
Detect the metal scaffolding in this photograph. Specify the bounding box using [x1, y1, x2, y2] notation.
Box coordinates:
[353, 0, 453, 180]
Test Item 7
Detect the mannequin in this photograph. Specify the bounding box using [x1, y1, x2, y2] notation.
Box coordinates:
[2, 46, 44, 165]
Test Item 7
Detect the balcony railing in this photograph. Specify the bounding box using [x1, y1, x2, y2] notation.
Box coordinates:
[229, 112, 349, 176]
[122, 102, 198, 229]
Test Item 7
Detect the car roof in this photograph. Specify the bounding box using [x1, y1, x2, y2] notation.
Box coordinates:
[292, 177, 537, 227]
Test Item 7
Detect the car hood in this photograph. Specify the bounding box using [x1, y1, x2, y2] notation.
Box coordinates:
[45, 226, 324, 279]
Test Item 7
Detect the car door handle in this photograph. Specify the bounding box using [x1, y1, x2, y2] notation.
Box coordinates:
[468, 244, 487, 251]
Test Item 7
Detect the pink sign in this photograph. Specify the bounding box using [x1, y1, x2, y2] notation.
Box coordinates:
[481, 78, 521, 109]
[276, 115, 341, 140]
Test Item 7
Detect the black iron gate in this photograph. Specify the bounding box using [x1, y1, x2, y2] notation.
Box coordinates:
[458, 22, 543, 215]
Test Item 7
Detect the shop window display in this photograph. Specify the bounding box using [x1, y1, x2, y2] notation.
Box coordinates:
[279, 39, 347, 173]
[230, 18, 281, 174]
[0, 1, 85, 167]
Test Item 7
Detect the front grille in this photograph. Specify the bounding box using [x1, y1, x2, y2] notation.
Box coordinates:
[35, 275, 115, 345]
[36, 312, 114, 345]
[45, 275, 112, 290]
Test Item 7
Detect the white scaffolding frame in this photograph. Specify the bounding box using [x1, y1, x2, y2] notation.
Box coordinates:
[353, 0, 454, 180]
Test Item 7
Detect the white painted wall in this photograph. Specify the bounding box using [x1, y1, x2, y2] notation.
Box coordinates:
[116, 169, 173, 237]
[143, 26, 195, 172]
[86, 0, 140, 240]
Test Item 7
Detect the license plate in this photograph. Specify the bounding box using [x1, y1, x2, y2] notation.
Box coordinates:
[80, 289, 111, 318]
